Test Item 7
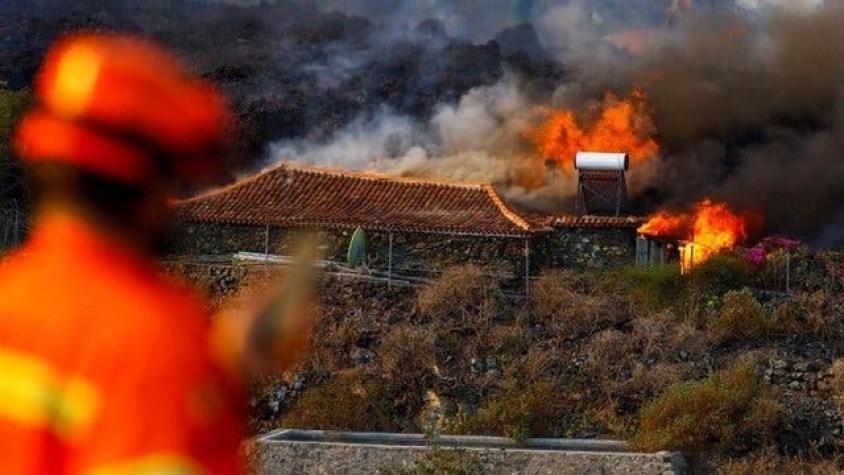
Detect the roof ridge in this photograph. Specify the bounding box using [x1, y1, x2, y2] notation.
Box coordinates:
[282, 161, 488, 190]
[177, 164, 284, 204]
[180, 162, 496, 206]
[482, 185, 533, 232]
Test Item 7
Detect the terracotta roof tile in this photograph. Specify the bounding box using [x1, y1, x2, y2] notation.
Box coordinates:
[547, 215, 645, 228]
[177, 164, 644, 236]
[178, 164, 545, 237]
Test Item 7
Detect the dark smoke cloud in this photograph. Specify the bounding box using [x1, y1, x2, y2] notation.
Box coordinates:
[630, 4, 844, 245]
[1, 0, 558, 162]
[307, 0, 844, 244]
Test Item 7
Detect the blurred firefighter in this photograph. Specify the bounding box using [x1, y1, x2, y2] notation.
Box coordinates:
[0, 33, 314, 474]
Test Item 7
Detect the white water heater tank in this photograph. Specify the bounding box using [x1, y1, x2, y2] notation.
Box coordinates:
[574, 152, 629, 171]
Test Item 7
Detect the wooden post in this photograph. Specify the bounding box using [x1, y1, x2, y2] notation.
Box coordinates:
[388, 232, 394, 288]
[524, 238, 530, 298]
[689, 244, 695, 273]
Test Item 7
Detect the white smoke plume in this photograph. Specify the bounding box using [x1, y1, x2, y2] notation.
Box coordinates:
[269, 0, 844, 242]
[269, 78, 577, 210]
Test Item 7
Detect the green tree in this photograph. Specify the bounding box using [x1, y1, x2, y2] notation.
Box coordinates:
[0, 81, 30, 203]
[0, 81, 29, 162]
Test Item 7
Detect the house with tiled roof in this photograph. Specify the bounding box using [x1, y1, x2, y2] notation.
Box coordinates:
[175, 163, 643, 283]
[179, 164, 540, 238]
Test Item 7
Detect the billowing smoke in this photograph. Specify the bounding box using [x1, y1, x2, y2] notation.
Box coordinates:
[271, 0, 844, 245]
[633, 3, 844, 245]
[3, 0, 844, 245]
[269, 77, 576, 210]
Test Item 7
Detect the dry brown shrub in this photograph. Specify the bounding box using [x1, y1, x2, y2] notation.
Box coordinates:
[507, 347, 556, 385]
[630, 316, 670, 358]
[718, 448, 841, 475]
[830, 358, 844, 395]
[828, 358, 844, 418]
[585, 313, 706, 387]
[486, 324, 530, 358]
[450, 379, 565, 440]
[280, 368, 391, 431]
[631, 359, 783, 454]
[417, 265, 501, 322]
[585, 329, 630, 371]
[630, 312, 708, 361]
[309, 314, 363, 372]
[379, 325, 437, 390]
[586, 398, 634, 438]
[709, 289, 777, 345]
[583, 314, 705, 424]
[531, 270, 587, 322]
[530, 269, 624, 338]
[619, 363, 683, 399]
[779, 290, 844, 343]
[586, 364, 685, 440]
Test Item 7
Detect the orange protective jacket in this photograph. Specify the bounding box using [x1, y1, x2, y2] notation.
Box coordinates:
[0, 214, 244, 474]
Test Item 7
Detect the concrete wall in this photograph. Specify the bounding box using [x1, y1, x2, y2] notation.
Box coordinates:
[247, 430, 686, 475]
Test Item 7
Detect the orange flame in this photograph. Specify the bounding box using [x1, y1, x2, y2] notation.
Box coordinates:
[637, 210, 690, 238]
[638, 199, 750, 272]
[525, 89, 659, 175]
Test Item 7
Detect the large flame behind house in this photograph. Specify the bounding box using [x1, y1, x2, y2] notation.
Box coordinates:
[525, 89, 659, 181]
[638, 199, 751, 272]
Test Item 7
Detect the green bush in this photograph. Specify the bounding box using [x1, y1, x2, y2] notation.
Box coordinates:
[0, 82, 29, 160]
[280, 368, 393, 431]
[449, 380, 564, 441]
[687, 253, 754, 296]
[606, 265, 684, 312]
[631, 360, 782, 454]
[709, 289, 779, 344]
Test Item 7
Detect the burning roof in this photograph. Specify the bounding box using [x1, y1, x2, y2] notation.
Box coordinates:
[638, 199, 756, 271]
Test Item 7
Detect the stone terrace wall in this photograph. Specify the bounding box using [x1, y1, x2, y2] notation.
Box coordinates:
[248, 432, 686, 475]
[172, 222, 637, 282]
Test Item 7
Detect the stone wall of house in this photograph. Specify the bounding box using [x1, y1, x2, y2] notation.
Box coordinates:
[172, 222, 637, 281]
[532, 227, 637, 270]
[172, 222, 526, 278]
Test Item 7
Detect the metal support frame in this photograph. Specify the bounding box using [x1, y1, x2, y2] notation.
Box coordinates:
[575, 169, 627, 216]
[387, 232, 394, 288]
[263, 223, 270, 262]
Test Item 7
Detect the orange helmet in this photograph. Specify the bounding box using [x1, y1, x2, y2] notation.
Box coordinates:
[14, 33, 232, 186]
